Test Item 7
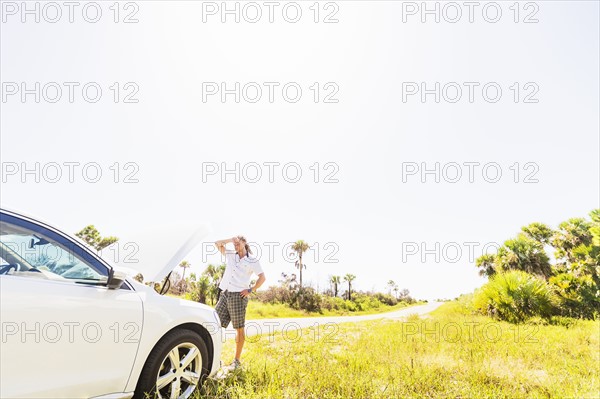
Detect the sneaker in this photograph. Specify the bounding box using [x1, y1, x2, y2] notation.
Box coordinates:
[228, 359, 242, 370]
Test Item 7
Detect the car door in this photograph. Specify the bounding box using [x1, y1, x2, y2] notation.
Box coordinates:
[0, 213, 143, 399]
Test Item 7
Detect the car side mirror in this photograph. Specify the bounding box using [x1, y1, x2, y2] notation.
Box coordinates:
[107, 270, 127, 290]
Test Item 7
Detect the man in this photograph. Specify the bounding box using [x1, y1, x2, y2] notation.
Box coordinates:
[214, 235, 266, 370]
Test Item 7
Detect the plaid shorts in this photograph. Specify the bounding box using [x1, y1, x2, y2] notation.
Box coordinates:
[215, 290, 249, 329]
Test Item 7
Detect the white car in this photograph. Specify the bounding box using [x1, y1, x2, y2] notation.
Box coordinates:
[0, 208, 222, 399]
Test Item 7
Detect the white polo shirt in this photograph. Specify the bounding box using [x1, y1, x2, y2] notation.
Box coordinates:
[218, 250, 264, 292]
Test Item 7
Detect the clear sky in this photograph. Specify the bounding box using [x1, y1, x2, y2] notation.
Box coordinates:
[1, 1, 598, 300]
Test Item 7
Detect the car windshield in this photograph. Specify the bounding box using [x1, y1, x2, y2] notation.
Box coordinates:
[0, 221, 105, 282]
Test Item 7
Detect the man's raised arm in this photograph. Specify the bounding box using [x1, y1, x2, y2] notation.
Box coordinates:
[215, 237, 235, 255]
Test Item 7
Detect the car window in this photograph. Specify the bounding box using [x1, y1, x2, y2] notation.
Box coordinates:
[0, 217, 107, 283]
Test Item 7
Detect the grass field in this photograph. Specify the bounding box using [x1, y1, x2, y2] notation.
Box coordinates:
[198, 299, 600, 399]
[245, 300, 422, 319]
[167, 293, 422, 318]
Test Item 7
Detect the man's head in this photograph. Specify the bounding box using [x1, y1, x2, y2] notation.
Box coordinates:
[233, 235, 252, 256]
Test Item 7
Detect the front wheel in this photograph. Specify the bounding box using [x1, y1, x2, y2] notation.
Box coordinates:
[134, 329, 209, 399]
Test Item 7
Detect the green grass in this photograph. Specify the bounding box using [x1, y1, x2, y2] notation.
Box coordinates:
[198, 299, 600, 398]
[245, 302, 309, 319]
[246, 300, 423, 319]
[167, 293, 424, 318]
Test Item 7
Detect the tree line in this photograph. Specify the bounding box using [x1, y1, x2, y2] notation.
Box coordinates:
[473, 209, 599, 322]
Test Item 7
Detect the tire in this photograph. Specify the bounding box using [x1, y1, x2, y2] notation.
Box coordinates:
[134, 329, 210, 399]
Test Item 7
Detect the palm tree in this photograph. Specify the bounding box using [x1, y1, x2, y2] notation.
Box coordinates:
[203, 264, 219, 282]
[203, 263, 226, 305]
[399, 288, 410, 301]
[96, 236, 119, 252]
[179, 260, 191, 281]
[178, 261, 191, 293]
[75, 225, 118, 253]
[291, 240, 310, 288]
[552, 218, 593, 265]
[330, 275, 341, 297]
[195, 275, 210, 304]
[344, 274, 356, 301]
[75, 225, 101, 248]
[476, 254, 497, 278]
[387, 280, 396, 296]
[521, 222, 554, 245]
[496, 234, 552, 279]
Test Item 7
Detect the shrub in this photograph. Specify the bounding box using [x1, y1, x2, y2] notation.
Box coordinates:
[256, 286, 294, 304]
[255, 285, 414, 314]
[291, 287, 322, 313]
[354, 294, 384, 311]
[473, 270, 559, 323]
[321, 296, 347, 311]
[549, 273, 600, 320]
[374, 293, 398, 306]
